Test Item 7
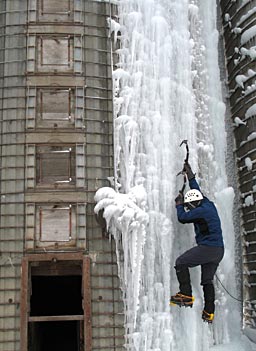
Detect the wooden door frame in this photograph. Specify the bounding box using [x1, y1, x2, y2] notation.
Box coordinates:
[20, 252, 91, 351]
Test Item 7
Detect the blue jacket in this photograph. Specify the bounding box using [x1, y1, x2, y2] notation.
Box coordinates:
[176, 178, 224, 247]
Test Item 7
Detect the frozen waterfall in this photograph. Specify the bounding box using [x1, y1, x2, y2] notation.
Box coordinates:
[95, 0, 256, 350]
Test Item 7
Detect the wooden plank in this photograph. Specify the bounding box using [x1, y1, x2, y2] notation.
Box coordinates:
[25, 252, 84, 262]
[28, 315, 84, 322]
[31, 265, 82, 276]
[25, 191, 87, 203]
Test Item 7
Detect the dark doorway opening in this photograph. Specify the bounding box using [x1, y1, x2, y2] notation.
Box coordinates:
[28, 272, 83, 351]
[30, 275, 83, 316]
[28, 321, 80, 351]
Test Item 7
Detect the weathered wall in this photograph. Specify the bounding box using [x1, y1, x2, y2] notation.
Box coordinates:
[0, 1, 124, 350]
[0, 0, 26, 348]
[219, 0, 256, 331]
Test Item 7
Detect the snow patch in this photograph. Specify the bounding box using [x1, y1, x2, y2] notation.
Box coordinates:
[107, 18, 121, 43]
[245, 104, 256, 118]
[210, 334, 256, 351]
[240, 132, 256, 146]
[241, 25, 256, 45]
[234, 116, 246, 127]
[245, 157, 253, 171]
[240, 46, 256, 60]
[235, 74, 247, 88]
[244, 194, 254, 207]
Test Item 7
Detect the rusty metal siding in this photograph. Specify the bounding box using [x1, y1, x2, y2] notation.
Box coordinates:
[0, 0, 124, 350]
[219, 0, 256, 330]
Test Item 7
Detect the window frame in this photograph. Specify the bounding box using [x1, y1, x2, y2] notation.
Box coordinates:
[38, 88, 74, 124]
[40, 0, 72, 15]
[37, 35, 74, 72]
[38, 204, 73, 243]
[36, 144, 76, 187]
[25, 202, 87, 251]
[37, 0, 74, 22]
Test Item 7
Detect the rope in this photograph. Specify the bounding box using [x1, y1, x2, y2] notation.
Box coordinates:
[215, 274, 242, 302]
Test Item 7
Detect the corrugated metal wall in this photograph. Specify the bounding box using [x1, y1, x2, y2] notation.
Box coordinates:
[0, 0, 26, 348]
[0, 1, 124, 350]
[219, 0, 256, 331]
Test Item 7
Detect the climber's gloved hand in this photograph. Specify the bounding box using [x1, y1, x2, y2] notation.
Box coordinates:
[183, 162, 195, 180]
[175, 192, 184, 206]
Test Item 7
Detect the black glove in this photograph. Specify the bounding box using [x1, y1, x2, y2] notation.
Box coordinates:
[183, 162, 195, 180]
[175, 192, 184, 206]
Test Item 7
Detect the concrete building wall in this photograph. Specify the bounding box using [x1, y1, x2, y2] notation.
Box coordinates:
[219, 0, 256, 330]
[0, 1, 124, 350]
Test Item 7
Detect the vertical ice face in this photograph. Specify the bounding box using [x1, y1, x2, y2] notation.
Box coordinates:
[95, 0, 244, 350]
[111, 2, 197, 348]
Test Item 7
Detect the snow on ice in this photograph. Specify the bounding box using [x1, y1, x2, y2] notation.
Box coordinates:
[244, 194, 254, 208]
[234, 116, 246, 127]
[94, 0, 256, 350]
[241, 25, 256, 45]
[94, 186, 148, 324]
[245, 157, 253, 171]
[246, 104, 256, 119]
[236, 74, 247, 88]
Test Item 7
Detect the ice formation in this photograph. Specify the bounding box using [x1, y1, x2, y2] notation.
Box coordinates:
[245, 157, 253, 171]
[94, 0, 256, 350]
[234, 116, 247, 127]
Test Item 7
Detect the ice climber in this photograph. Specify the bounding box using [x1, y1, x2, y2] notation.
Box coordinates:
[170, 162, 224, 323]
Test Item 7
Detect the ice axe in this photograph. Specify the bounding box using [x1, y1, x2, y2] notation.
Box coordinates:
[177, 140, 190, 194]
[180, 139, 189, 163]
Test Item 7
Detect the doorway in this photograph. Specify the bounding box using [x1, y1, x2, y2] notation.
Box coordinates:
[30, 275, 83, 316]
[29, 275, 83, 351]
[28, 320, 80, 351]
[20, 254, 91, 351]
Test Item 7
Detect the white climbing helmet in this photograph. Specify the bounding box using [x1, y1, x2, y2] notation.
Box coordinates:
[184, 189, 203, 204]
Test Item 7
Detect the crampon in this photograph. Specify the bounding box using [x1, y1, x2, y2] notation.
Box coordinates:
[202, 310, 214, 323]
[170, 293, 194, 308]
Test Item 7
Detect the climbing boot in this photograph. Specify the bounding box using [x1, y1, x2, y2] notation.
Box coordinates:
[170, 292, 194, 308]
[202, 310, 214, 323]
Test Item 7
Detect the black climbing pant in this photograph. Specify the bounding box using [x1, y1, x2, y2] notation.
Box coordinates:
[203, 284, 215, 313]
[175, 245, 224, 313]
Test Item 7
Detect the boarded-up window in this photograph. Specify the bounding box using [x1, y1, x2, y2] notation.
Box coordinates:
[37, 204, 75, 242]
[37, 36, 73, 72]
[37, 88, 75, 128]
[25, 202, 86, 251]
[36, 145, 75, 186]
[38, 0, 73, 22]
